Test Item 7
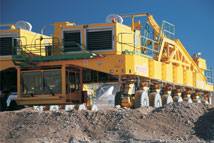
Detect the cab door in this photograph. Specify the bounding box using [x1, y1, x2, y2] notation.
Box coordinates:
[66, 68, 83, 103]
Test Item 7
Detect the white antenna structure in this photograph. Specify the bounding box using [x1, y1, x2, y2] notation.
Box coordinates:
[15, 21, 32, 31]
[105, 14, 123, 24]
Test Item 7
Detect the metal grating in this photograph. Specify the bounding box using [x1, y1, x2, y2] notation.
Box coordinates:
[63, 31, 81, 52]
[205, 69, 213, 84]
[0, 37, 17, 56]
[87, 30, 112, 51]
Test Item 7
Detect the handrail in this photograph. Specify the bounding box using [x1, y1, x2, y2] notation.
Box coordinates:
[117, 32, 159, 58]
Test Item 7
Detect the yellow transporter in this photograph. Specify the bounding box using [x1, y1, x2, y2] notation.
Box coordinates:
[0, 21, 51, 111]
[10, 14, 213, 109]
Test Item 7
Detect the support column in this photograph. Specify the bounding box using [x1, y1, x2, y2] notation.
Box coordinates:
[17, 67, 21, 99]
[79, 67, 83, 103]
[182, 90, 193, 103]
[62, 65, 66, 100]
[173, 88, 183, 102]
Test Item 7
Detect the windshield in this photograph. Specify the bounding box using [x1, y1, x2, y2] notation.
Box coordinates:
[43, 70, 62, 94]
[22, 72, 42, 95]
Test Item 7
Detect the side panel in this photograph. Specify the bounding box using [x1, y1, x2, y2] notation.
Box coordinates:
[166, 64, 173, 82]
[177, 66, 183, 84]
[148, 59, 162, 80]
[196, 73, 206, 89]
[19, 29, 51, 56]
[116, 23, 141, 54]
[173, 65, 177, 83]
[154, 60, 162, 80]
[0, 29, 19, 71]
[134, 55, 149, 77]
[0, 57, 15, 71]
[186, 70, 193, 87]
[161, 63, 167, 81]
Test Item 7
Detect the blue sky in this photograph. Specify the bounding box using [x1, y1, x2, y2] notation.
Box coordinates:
[1, 0, 214, 69]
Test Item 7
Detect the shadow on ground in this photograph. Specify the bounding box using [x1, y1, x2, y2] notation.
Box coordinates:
[194, 108, 214, 141]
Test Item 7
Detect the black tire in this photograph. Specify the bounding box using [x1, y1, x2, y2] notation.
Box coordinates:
[0, 97, 2, 112]
[134, 90, 149, 108]
[8, 100, 18, 111]
[201, 100, 209, 104]
[173, 96, 183, 102]
[193, 99, 201, 103]
[0, 97, 6, 112]
[183, 97, 193, 103]
[114, 92, 122, 106]
[162, 94, 173, 105]
[149, 92, 162, 108]
[8, 100, 24, 111]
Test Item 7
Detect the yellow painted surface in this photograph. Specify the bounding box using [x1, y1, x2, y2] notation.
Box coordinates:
[0, 57, 16, 71]
[54, 22, 116, 55]
[133, 55, 149, 77]
[61, 54, 126, 75]
[186, 70, 193, 87]
[0, 30, 19, 71]
[193, 72, 196, 87]
[53, 22, 141, 56]
[149, 59, 154, 78]
[204, 84, 214, 91]
[0, 29, 51, 71]
[19, 29, 51, 56]
[0, 29, 19, 35]
[173, 65, 177, 83]
[116, 23, 141, 54]
[196, 73, 206, 89]
[177, 66, 183, 84]
[195, 58, 207, 70]
[161, 63, 166, 81]
[10, 20, 213, 97]
[125, 54, 134, 75]
[166, 64, 173, 82]
[153, 60, 162, 80]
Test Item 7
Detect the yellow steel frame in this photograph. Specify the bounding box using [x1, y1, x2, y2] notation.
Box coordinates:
[7, 13, 213, 106]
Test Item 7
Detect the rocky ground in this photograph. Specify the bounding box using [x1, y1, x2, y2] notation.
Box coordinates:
[0, 102, 214, 143]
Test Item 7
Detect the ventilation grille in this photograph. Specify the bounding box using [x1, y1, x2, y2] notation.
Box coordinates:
[63, 31, 81, 52]
[0, 37, 17, 56]
[87, 30, 112, 51]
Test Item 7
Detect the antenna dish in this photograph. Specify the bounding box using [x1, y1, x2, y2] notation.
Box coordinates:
[15, 21, 32, 31]
[106, 14, 123, 24]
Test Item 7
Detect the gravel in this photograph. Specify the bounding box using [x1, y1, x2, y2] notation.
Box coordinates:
[0, 102, 213, 143]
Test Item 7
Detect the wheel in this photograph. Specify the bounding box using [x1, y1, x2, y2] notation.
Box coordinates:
[201, 100, 209, 104]
[193, 99, 201, 103]
[8, 100, 18, 111]
[183, 97, 193, 103]
[0, 97, 2, 112]
[114, 92, 122, 106]
[162, 94, 173, 105]
[134, 90, 149, 108]
[8, 100, 24, 111]
[173, 96, 183, 102]
[0, 94, 8, 112]
[149, 92, 162, 108]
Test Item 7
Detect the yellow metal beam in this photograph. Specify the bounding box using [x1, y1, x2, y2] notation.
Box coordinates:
[62, 64, 66, 100]
[17, 67, 21, 98]
[158, 38, 166, 61]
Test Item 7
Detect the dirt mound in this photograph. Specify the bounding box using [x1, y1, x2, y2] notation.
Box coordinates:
[0, 102, 213, 143]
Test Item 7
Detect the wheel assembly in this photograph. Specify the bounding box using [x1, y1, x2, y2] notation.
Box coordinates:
[134, 90, 149, 108]
[162, 94, 173, 105]
[149, 92, 162, 108]
[114, 92, 122, 106]
[173, 96, 183, 102]
[193, 99, 201, 103]
[183, 97, 193, 103]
